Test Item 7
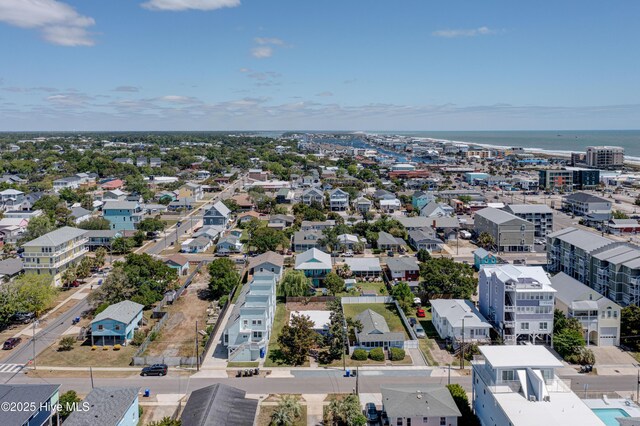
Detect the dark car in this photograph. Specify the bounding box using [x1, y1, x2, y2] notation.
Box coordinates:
[365, 403, 379, 422]
[3, 337, 22, 350]
[13, 312, 35, 324]
[409, 317, 417, 326]
[141, 364, 168, 376]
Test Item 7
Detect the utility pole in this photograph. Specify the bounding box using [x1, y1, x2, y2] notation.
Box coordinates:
[460, 318, 465, 370]
[355, 365, 359, 395]
[637, 370, 639, 403]
[32, 320, 38, 370]
[90, 366, 94, 389]
[195, 320, 200, 371]
[448, 364, 451, 385]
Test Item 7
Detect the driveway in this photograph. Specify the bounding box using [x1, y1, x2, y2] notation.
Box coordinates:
[591, 346, 638, 367]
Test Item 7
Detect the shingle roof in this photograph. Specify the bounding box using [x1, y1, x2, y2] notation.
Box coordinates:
[91, 300, 144, 325]
[102, 200, 139, 210]
[430, 299, 491, 329]
[64, 387, 139, 426]
[344, 257, 382, 272]
[0, 257, 24, 276]
[22, 226, 87, 247]
[248, 251, 285, 269]
[165, 253, 190, 267]
[564, 192, 609, 204]
[294, 248, 332, 270]
[207, 200, 231, 217]
[355, 309, 405, 343]
[381, 385, 461, 419]
[181, 384, 258, 426]
[0, 384, 60, 426]
[386, 257, 419, 271]
[377, 231, 405, 246]
[396, 216, 432, 229]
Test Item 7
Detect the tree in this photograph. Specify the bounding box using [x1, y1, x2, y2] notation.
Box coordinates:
[554, 327, 585, 359]
[208, 258, 240, 299]
[420, 257, 476, 299]
[277, 313, 316, 365]
[76, 257, 93, 279]
[88, 268, 135, 307]
[111, 237, 133, 254]
[78, 217, 111, 230]
[58, 390, 81, 419]
[61, 266, 77, 287]
[416, 248, 431, 263]
[319, 228, 341, 255]
[390, 281, 413, 311]
[137, 217, 167, 233]
[94, 247, 107, 268]
[477, 232, 495, 250]
[58, 336, 76, 351]
[251, 227, 288, 253]
[622, 305, 640, 351]
[277, 270, 311, 297]
[14, 274, 57, 316]
[325, 394, 367, 426]
[270, 395, 303, 426]
[447, 384, 481, 426]
[147, 418, 182, 426]
[324, 272, 345, 296]
[21, 215, 54, 243]
[325, 300, 346, 361]
[613, 210, 629, 219]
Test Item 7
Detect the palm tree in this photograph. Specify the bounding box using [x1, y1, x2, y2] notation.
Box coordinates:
[270, 395, 302, 426]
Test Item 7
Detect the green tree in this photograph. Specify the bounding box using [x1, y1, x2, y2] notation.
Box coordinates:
[251, 227, 289, 253]
[58, 390, 81, 419]
[390, 281, 413, 311]
[325, 394, 367, 426]
[277, 270, 311, 297]
[420, 257, 476, 299]
[208, 258, 240, 299]
[447, 384, 481, 426]
[111, 236, 133, 254]
[14, 274, 57, 316]
[94, 247, 107, 268]
[416, 248, 431, 263]
[88, 268, 135, 307]
[137, 217, 166, 233]
[277, 313, 316, 366]
[58, 336, 76, 351]
[270, 395, 303, 426]
[324, 272, 345, 296]
[325, 300, 346, 361]
[78, 217, 111, 230]
[76, 257, 93, 279]
[21, 215, 54, 243]
[61, 266, 77, 287]
[613, 210, 629, 219]
[477, 232, 495, 250]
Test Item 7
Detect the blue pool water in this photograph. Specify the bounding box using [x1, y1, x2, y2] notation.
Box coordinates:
[593, 408, 631, 426]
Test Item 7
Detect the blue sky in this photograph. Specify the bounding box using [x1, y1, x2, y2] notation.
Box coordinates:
[0, 0, 638, 131]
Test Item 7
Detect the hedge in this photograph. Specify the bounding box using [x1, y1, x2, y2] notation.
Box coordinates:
[351, 349, 368, 361]
[389, 347, 405, 361]
[369, 347, 385, 361]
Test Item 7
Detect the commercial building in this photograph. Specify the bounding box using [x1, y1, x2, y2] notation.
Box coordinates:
[538, 169, 573, 191]
[504, 204, 554, 237]
[474, 207, 534, 253]
[478, 265, 556, 345]
[472, 346, 605, 426]
[586, 146, 624, 169]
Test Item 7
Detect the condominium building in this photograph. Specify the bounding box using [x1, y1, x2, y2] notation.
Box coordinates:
[22, 226, 88, 285]
[538, 169, 573, 191]
[474, 207, 534, 253]
[504, 204, 554, 237]
[561, 192, 612, 218]
[472, 346, 605, 426]
[478, 265, 556, 345]
[547, 227, 640, 306]
[586, 145, 624, 169]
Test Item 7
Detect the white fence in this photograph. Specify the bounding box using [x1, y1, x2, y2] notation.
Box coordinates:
[341, 296, 393, 304]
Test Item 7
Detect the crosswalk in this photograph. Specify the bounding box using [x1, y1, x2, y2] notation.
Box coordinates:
[0, 364, 24, 374]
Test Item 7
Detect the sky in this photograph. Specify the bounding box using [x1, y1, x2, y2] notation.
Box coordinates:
[0, 0, 638, 131]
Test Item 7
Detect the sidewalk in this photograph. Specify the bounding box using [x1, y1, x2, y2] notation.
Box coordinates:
[199, 302, 235, 370]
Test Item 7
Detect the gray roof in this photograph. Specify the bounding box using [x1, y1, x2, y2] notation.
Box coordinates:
[505, 204, 553, 214]
[248, 251, 285, 269]
[22, 226, 87, 247]
[71, 206, 92, 218]
[85, 230, 121, 238]
[64, 387, 139, 426]
[0, 257, 24, 276]
[0, 384, 60, 426]
[91, 300, 144, 325]
[564, 192, 609, 204]
[102, 200, 139, 210]
[430, 299, 492, 329]
[386, 257, 419, 272]
[181, 384, 258, 426]
[206, 200, 231, 218]
[475, 207, 529, 225]
[550, 272, 621, 310]
[355, 309, 405, 343]
[396, 216, 432, 229]
[547, 227, 611, 252]
[408, 229, 441, 244]
[344, 257, 382, 272]
[431, 216, 461, 229]
[378, 231, 405, 247]
[381, 385, 461, 419]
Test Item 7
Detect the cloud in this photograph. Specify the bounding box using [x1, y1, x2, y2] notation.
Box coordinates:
[141, 0, 240, 11]
[432, 26, 499, 38]
[45, 92, 93, 106]
[0, 0, 95, 46]
[113, 86, 140, 93]
[251, 46, 273, 59]
[316, 91, 333, 97]
[154, 95, 201, 104]
[3, 86, 58, 93]
[254, 37, 284, 46]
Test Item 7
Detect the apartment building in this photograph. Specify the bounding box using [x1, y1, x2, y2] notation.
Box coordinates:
[538, 169, 573, 191]
[478, 265, 556, 345]
[547, 227, 640, 306]
[551, 272, 620, 346]
[504, 204, 554, 237]
[586, 145, 624, 169]
[474, 207, 534, 253]
[472, 346, 605, 426]
[22, 226, 88, 285]
[562, 192, 612, 218]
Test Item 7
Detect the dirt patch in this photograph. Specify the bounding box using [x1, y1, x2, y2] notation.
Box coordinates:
[285, 301, 330, 312]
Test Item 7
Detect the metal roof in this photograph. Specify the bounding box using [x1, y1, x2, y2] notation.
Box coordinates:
[547, 227, 611, 252]
[22, 226, 87, 247]
[91, 300, 144, 325]
[475, 207, 529, 225]
[505, 204, 553, 214]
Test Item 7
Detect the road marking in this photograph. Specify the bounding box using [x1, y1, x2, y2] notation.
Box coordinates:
[0, 364, 24, 374]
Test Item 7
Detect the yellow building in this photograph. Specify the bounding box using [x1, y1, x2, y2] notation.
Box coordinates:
[22, 226, 88, 286]
[178, 182, 203, 201]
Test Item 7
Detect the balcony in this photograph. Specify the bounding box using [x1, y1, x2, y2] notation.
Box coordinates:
[503, 321, 515, 328]
[24, 247, 88, 270]
[504, 305, 516, 312]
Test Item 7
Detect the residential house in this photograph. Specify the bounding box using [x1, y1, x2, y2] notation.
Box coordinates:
[407, 229, 444, 252]
[412, 190, 437, 212]
[473, 346, 605, 426]
[64, 387, 140, 426]
[275, 187, 294, 204]
[216, 235, 243, 254]
[473, 248, 498, 270]
[551, 272, 620, 346]
[430, 299, 492, 346]
[248, 251, 285, 281]
[237, 211, 268, 225]
[386, 257, 420, 282]
[479, 265, 556, 345]
[344, 258, 382, 279]
[377, 231, 406, 252]
[562, 192, 612, 222]
[504, 204, 554, 237]
[22, 226, 88, 285]
[0, 384, 60, 426]
[329, 188, 350, 211]
[182, 236, 212, 253]
[353, 196, 372, 214]
[196, 170, 211, 180]
[292, 229, 322, 252]
[301, 188, 324, 206]
[379, 198, 401, 213]
[381, 386, 461, 426]
[101, 178, 125, 190]
[0, 257, 24, 280]
[85, 230, 122, 250]
[294, 248, 332, 287]
[180, 384, 259, 426]
[0, 189, 26, 211]
[179, 182, 204, 201]
[70, 206, 92, 224]
[0, 217, 29, 244]
[203, 201, 231, 228]
[193, 225, 224, 242]
[169, 197, 195, 211]
[52, 173, 96, 192]
[268, 214, 294, 230]
[300, 220, 335, 231]
[103, 189, 128, 202]
[114, 158, 133, 165]
[103, 201, 143, 231]
[605, 218, 640, 235]
[90, 300, 144, 346]
[353, 309, 404, 350]
[420, 201, 451, 218]
[149, 157, 162, 167]
[3, 209, 42, 219]
[136, 156, 147, 167]
[474, 207, 534, 252]
[223, 273, 277, 361]
[164, 254, 190, 276]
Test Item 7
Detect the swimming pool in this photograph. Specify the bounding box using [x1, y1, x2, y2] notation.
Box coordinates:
[592, 408, 631, 426]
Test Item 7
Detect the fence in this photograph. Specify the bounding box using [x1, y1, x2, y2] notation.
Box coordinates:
[132, 311, 170, 359]
[285, 296, 337, 303]
[341, 296, 393, 304]
[151, 260, 207, 318]
[196, 279, 239, 366]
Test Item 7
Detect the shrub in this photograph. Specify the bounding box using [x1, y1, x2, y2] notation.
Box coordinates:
[149, 331, 158, 342]
[91, 345, 98, 351]
[113, 344, 122, 351]
[103, 345, 110, 350]
[219, 295, 229, 306]
[389, 347, 405, 361]
[351, 349, 367, 361]
[58, 336, 76, 351]
[94, 302, 110, 316]
[132, 330, 146, 346]
[369, 347, 385, 361]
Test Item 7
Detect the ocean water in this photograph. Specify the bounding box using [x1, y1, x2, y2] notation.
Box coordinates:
[389, 130, 640, 158]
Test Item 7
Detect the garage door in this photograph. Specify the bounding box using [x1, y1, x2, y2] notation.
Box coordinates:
[599, 327, 618, 346]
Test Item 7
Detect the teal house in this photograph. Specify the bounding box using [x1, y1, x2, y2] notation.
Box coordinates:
[90, 300, 144, 346]
[102, 201, 143, 231]
[473, 248, 498, 270]
[412, 191, 436, 212]
[294, 248, 332, 287]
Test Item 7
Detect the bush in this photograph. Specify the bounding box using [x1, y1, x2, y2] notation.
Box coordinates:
[389, 347, 405, 361]
[149, 331, 158, 342]
[103, 345, 110, 350]
[369, 347, 385, 361]
[113, 344, 122, 351]
[219, 295, 229, 306]
[351, 349, 368, 361]
[58, 336, 76, 351]
[132, 330, 146, 346]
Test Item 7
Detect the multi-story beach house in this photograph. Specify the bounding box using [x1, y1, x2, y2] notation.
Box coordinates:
[301, 188, 324, 206]
[203, 201, 231, 228]
[328, 188, 349, 211]
[102, 201, 143, 231]
[474, 207, 534, 253]
[562, 192, 612, 219]
[504, 204, 554, 237]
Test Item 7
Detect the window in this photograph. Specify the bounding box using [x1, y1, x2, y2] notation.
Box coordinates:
[539, 322, 548, 330]
[502, 370, 515, 381]
[614, 311, 618, 318]
[423, 418, 429, 424]
[407, 419, 412, 426]
[440, 418, 446, 426]
[98, 325, 104, 331]
[521, 322, 529, 330]
[115, 325, 121, 331]
[397, 419, 403, 426]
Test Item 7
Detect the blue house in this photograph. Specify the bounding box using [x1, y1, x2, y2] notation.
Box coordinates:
[102, 201, 143, 231]
[411, 191, 436, 212]
[0, 384, 60, 426]
[203, 200, 231, 228]
[65, 387, 140, 426]
[294, 248, 332, 287]
[90, 300, 144, 346]
[473, 248, 498, 270]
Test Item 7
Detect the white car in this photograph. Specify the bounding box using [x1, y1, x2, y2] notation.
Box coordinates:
[413, 297, 422, 306]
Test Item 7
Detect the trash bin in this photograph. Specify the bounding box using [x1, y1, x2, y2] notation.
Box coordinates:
[345, 369, 350, 377]
[144, 389, 150, 398]
[260, 348, 265, 358]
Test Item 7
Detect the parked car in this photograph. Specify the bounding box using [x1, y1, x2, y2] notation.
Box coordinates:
[413, 297, 421, 306]
[13, 312, 35, 324]
[365, 402, 379, 422]
[343, 250, 354, 257]
[413, 324, 426, 338]
[409, 317, 417, 326]
[141, 364, 168, 376]
[387, 251, 394, 257]
[3, 337, 22, 350]
[416, 308, 426, 318]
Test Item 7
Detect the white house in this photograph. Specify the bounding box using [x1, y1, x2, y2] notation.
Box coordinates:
[430, 299, 492, 346]
[381, 386, 461, 426]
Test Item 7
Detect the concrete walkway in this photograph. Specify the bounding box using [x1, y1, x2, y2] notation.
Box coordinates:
[199, 302, 234, 370]
[304, 394, 326, 426]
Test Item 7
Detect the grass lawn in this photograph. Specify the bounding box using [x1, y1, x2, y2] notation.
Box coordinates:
[342, 303, 409, 338]
[256, 404, 307, 426]
[355, 281, 387, 295]
[264, 303, 310, 367]
[419, 339, 440, 366]
[37, 340, 138, 368]
[228, 361, 259, 368]
[321, 353, 412, 367]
